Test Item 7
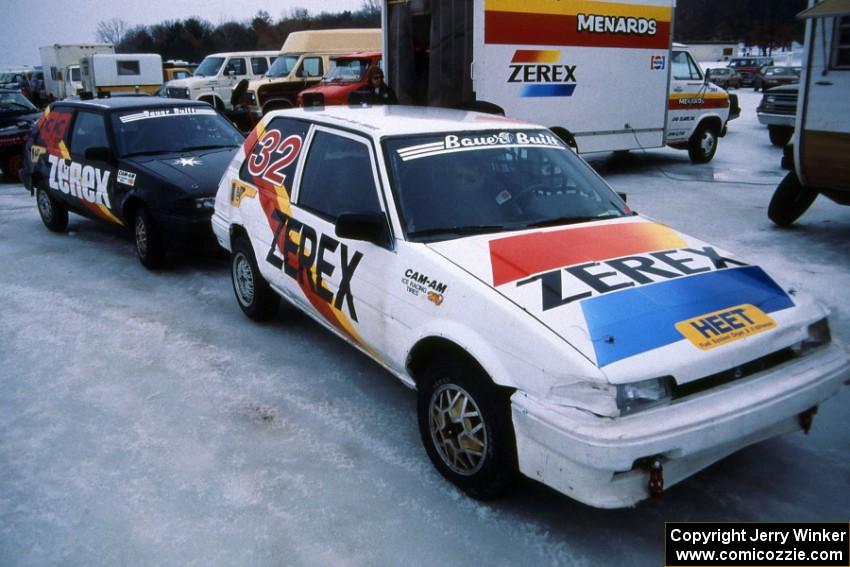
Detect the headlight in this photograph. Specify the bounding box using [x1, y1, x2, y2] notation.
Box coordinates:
[616, 376, 673, 416]
[793, 318, 831, 355]
[546, 380, 618, 417]
[194, 197, 216, 210]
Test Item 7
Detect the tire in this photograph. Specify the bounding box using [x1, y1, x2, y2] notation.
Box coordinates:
[36, 183, 68, 232]
[768, 171, 818, 227]
[417, 357, 517, 500]
[133, 207, 165, 269]
[688, 122, 719, 164]
[768, 125, 793, 147]
[230, 236, 280, 321]
[4, 153, 23, 181]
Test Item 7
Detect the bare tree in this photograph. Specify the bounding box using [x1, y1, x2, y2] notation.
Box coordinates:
[361, 0, 381, 17]
[96, 18, 129, 46]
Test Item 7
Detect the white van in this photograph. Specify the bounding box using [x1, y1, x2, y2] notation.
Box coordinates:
[240, 28, 381, 116]
[768, 0, 850, 225]
[80, 53, 163, 97]
[164, 51, 279, 111]
[383, 0, 733, 163]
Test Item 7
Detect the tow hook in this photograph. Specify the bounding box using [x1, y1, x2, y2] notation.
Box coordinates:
[639, 457, 665, 500]
[799, 406, 818, 434]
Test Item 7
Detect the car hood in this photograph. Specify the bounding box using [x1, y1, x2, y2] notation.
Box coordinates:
[301, 82, 362, 98]
[122, 147, 237, 197]
[0, 110, 41, 132]
[425, 216, 820, 384]
[766, 84, 800, 94]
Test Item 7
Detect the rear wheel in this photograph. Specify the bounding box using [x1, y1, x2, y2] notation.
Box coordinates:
[768, 171, 818, 227]
[768, 125, 793, 147]
[36, 184, 68, 232]
[133, 207, 165, 269]
[230, 236, 279, 321]
[417, 357, 517, 500]
[688, 122, 719, 163]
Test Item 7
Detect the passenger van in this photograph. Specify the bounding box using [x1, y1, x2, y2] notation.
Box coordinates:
[239, 29, 381, 116]
[768, 0, 850, 226]
[164, 51, 278, 111]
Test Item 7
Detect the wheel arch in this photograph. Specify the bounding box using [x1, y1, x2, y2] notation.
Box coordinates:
[121, 196, 146, 225]
[405, 334, 516, 395]
[693, 114, 723, 137]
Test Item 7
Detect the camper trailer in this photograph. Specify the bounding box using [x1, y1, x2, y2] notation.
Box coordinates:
[768, 0, 850, 226]
[80, 53, 163, 97]
[383, 0, 734, 163]
[39, 44, 114, 100]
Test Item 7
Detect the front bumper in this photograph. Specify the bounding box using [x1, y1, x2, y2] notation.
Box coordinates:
[154, 209, 216, 249]
[511, 343, 850, 508]
[757, 112, 796, 127]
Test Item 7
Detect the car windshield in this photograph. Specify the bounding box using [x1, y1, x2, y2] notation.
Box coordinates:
[712, 68, 730, 75]
[69, 67, 81, 82]
[266, 54, 299, 78]
[110, 106, 244, 157]
[0, 91, 38, 114]
[384, 130, 629, 241]
[194, 57, 225, 77]
[766, 67, 794, 76]
[322, 59, 369, 83]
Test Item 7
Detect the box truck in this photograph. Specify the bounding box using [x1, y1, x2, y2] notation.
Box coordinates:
[80, 53, 163, 97]
[383, 0, 735, 162]
[39, 43, 114, 100]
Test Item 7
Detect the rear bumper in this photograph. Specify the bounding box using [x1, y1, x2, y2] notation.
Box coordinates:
[511, 343, 850, 508]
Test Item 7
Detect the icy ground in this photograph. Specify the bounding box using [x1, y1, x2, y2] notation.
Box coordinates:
[1, 91, 848, 566]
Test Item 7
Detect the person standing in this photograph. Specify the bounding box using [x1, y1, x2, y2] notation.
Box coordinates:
[351, 66, 398, 105]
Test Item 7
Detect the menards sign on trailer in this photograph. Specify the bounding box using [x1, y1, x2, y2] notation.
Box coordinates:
[383, 0, 732, 162]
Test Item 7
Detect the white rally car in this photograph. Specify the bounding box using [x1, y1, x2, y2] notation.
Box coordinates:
[212, 106, 849, 508]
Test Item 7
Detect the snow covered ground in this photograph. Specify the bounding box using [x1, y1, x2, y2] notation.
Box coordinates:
[1, 90, 848, 566]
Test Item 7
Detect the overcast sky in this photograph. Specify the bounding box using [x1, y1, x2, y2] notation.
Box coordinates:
[0, 0, 367, 68]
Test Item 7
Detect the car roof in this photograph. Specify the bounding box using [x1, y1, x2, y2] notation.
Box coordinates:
[52, 96, 211, 112]
[267, 105, 542, 138]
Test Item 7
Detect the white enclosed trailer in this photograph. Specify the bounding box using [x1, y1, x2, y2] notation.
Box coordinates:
[383, 0, 733, 162]
[80, 53, 163, 97]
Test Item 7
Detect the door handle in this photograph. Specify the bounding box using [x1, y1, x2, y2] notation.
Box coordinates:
[673, 86, 684, 93]
[815, 80, 833, 86]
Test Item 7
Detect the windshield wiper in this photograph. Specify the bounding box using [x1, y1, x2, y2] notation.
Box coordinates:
[523, 213, 621, 229]
[122, 149, 179, 158]
[179, 144, 238, 152]
[407, 225, 506, 239]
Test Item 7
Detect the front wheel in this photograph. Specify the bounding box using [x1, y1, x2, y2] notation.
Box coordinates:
[36, 184, 68, 232]
[417, 358, 517, 500]
[768, 171, 818, 227]
[768, 125, 793, 147]
[688, 122, 719, 164]
[230, 236, 280, 321]
[133, 207, 165, 269]
[3, 153, 23, 181]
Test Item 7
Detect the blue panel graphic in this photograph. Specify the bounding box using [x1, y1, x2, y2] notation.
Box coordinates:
[521, 84, 577, 97]
[580, 266, 795, 367]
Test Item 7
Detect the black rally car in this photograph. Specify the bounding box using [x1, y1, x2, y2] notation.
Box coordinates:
[21, 97, 244, 268]
[0, 88, 41, 181]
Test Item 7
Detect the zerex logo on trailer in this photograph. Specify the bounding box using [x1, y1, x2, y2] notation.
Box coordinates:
[508, 50, 577, 97]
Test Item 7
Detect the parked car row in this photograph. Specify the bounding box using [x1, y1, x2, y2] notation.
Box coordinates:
[16, 94, 850, 508]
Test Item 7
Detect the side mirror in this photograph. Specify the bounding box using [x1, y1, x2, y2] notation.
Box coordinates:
[617, 192, 627, 203]
[84, 146, 116, 164]
[227, 69, 236, 77]
[336, 211, 391, 248]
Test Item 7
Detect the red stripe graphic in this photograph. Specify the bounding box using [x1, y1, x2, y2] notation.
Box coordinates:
[668, 97, 730, 110]
[489, 222, 687, 286]
[485, 11, 670, 50]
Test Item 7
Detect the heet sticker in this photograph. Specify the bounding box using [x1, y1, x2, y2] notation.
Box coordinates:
[675, 304, 777, 351]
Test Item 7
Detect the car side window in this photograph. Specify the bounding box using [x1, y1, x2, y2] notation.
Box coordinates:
[251, 57, 269, 75]
[225, 58, 247, 76]
[298, 131, 381, 221]
[69, 111, 109, 157]
[299, 57, 323, 78]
